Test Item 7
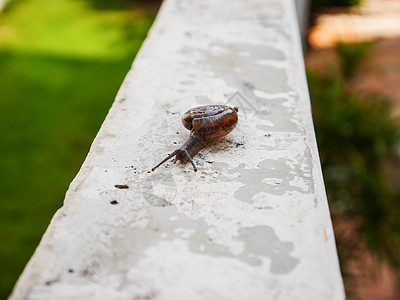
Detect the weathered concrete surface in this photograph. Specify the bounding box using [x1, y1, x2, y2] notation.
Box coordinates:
[11, 0, 344, 299]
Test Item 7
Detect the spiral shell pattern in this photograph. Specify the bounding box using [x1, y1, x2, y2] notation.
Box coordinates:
[182, 105, 238, 141]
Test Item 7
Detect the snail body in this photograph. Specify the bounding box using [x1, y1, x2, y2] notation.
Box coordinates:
[152, 105, 238, 172]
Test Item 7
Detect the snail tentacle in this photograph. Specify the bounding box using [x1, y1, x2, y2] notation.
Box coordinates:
[183, 149, 197, 172]
[152, 148, 197, 172]
[151, 150, 178, 171]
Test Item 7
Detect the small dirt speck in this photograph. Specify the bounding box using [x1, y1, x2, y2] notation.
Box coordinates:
[115, 184, 129, 189]
[45, 279, 58, 286]
[110, 200, 118, 205]
[235, 141, 245, 147]
[68, 269, 74, 273]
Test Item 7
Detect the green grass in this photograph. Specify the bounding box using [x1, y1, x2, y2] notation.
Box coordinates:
[0, 0, 158, 297]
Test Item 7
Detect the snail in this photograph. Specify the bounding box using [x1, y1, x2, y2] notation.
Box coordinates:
[152, 105, 239, 172]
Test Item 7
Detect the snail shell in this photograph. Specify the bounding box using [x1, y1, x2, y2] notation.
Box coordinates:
[152, 104, 239, 172]
[182, 105, 238, 140]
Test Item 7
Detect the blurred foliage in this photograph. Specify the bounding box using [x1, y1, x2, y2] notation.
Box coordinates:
[311, 0, 363, 14]
[336, 41, 373, 79]
[0, 0, 159, 298]
[307, 42, 400, 268]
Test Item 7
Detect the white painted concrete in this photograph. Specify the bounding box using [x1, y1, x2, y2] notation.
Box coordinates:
[10, 0, 344, 299]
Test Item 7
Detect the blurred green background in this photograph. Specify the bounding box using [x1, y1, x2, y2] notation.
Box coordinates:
[308, 42, 400, 268]
[0, 0, 159, 297]
[308, 0, 400, 297]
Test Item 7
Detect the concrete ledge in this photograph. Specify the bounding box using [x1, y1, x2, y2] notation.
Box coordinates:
[11, 0, 344, 299]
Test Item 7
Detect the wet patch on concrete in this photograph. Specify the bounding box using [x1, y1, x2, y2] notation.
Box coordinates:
[211, 42, 286, 62]
[99, 204, 298, 275]
[237, 226, 299, 274]
[175, 0, 284, 25]
[201, 46, 289, 94]
[180, 39, 301, 137]
[211, 157, 314, 203]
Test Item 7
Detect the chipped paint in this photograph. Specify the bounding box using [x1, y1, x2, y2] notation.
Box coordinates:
[10, 0, 344, 299]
